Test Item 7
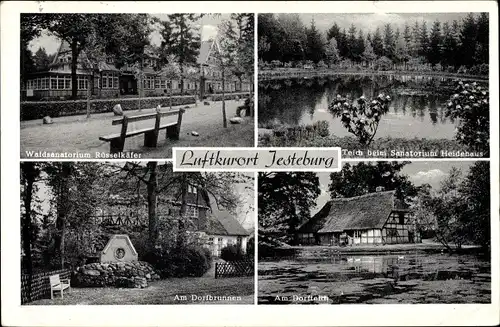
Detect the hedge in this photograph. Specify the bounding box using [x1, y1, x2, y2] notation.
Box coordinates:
[209, 92, 250, 101]
[20, 95, 196, 121]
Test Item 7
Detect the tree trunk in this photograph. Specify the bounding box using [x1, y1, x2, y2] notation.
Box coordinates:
[86, 73, 92, 119]
[249, 73, 254, 117]
[55, 162, 71, 269]
[180, 64, 184, 95]
[22, 162, 36, 302]
[70, 39, 79, 100]
[222, 70, 227, 128]
[177, 174, 188, 249]
[169, 84, 173, 110]
[139, 57, 144, 111]
[147, 162, 158, 250]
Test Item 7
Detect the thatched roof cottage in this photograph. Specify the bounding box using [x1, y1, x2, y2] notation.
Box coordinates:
[297, 189, 421, 246]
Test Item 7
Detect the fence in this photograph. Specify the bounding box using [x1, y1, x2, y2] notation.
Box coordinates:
[214, 260, 254, 279]
[21, 269, 71, 304]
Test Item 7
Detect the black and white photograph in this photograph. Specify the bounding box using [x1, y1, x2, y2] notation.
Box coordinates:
[257, 13, 490, 158]
[20, 13, 254, 159]
[258, 161, 491, 304]
[20, 161, 255, 305]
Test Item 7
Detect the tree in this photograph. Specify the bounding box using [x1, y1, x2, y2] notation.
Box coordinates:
[325, 37, 340, 67]
[460, 161, 490, 250]
[383, 23, 396, 61]
[362, 40, 376, 68]
[305, 19, 325, 63]
[459, 13, 478, 67]
[231, 13, 255, 116]
[33, 47, 52, 72]
[20, 14, 50, 85]
[372, 27, 384, 57]
[42, 14, 96, 99]
[395, 31, 410, 69]
[259, 172, 320, 245]
[160, 14, 202, 94]
[328, 161, 419, 205]
[418, 21, 429, 58]
[441, 22, 459, 69]
[475, 13, 489, 65]
[410, 21, 420, 57]
[427, 20, 442, 67]
[215, 19, 239, 128]
[157, 55, 181, 109]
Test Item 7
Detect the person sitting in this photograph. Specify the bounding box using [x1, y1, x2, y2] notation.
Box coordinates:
[236, 97, 253, 117]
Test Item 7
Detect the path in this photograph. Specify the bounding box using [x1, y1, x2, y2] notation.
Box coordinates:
[21, 99, 254, 159]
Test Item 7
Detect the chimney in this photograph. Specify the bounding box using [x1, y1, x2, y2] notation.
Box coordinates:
[376, 186, 385, 192]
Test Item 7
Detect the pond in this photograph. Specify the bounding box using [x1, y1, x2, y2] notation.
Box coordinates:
[258, 74, 486, 140]
[258, 250, 490, 304]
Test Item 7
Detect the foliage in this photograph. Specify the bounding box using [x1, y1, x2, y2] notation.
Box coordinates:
[220, 244, 245, 262]
[160, 14, 202, 94]
[446, 81, 489, 154]
[373, 56, 393, 71]
[258, 13, 489, 73]
[329, 161, 419, 205]
[412, 162, 490, 251]
[258, 172, 320, 245]
[328, 93, 391, 145]
[143, 244, 212, 278]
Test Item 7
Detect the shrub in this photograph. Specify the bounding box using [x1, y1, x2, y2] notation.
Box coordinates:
[143, 244, 212, 278]
[20, 95, 196, 121]
[245, 236, 255, 259]
[329, 93, 391, 145]
[220, 244, 245, 262]
[374, 56, 393, 71]
[446, 81, 489, 154]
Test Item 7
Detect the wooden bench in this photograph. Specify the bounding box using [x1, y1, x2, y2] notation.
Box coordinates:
[49, 274, 71, 299]
[99, 108, 185, 153]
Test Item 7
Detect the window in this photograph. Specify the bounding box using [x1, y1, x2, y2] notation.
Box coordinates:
[186, 205, 199, 218]
[58, 77, 65, 90]
[160, 80, 166, 89]
[353, 231, 362, 238]
[51, 77, 57, 90]
[154, 78, 160, 89]
[78, 76, 88, 90]
[398, 212, 405, 225]
[188, 185, 197, 194]
[102, 75, 108, 88]
[113, 77, 118, 89]
[386, 228, 398, 238]
[65, 76, 71, 89]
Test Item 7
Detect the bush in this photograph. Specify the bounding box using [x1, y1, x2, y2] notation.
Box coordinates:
[220, 244, 245, 262]
[245, 236, 255, 259]
[374, 56, 393, 71]
[143, 244, 212, 278]
[20, 95, 196, 121]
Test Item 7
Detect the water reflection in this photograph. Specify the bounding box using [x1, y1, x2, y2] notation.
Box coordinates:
[258, 251, 491, 304]
[258, 74, 470, 139]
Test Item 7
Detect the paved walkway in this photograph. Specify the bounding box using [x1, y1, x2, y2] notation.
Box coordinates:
[21, 99, 254, 159]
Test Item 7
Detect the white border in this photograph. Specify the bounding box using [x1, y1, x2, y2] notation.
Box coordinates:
[2, 1, 499, 327]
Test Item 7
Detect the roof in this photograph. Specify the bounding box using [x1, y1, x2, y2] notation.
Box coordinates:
[206, 210, 250, 236]
[197, 40, 212, 65]
[298, 190, 408, 233]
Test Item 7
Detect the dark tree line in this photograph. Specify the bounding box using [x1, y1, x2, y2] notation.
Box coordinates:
[259, 13, 488, 72]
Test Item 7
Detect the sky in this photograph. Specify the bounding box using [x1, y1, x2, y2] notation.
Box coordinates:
[28, 14, 230, 55]
[312, 160, 477, 215]
[291, 12, 473, 37]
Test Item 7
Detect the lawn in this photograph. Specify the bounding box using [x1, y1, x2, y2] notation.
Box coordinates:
[27, 276, 254, 305]
[21, 99, 255, 159]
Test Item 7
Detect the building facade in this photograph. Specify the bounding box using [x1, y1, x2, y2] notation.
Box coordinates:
[23, 38, 251, 101]
[297, 190, 421, 246]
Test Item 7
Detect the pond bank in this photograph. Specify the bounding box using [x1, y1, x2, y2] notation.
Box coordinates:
[258, 69, 488, 81]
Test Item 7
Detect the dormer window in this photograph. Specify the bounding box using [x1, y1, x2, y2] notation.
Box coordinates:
[188, 185, 197, 194]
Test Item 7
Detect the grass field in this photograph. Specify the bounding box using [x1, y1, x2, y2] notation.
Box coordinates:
[27, 276, 254, 305]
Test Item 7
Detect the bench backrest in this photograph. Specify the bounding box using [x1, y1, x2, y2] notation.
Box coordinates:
[111, 109, 183, 126]
[49, 274, 61, 286]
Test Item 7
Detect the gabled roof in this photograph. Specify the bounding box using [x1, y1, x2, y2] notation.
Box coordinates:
[206, 209, 250, 236]
[299, 190, 408, 233]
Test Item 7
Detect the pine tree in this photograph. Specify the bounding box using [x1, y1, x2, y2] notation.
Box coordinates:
[411, 21, 420, 57]
[305, 19, 325, 63]
[383, 23, 396, 60]
[475, 13, 488, 65]
[372, 27, 384, 57]
[418, 21, 430, 58]
[459, 13, 478, 67]
[325, 37, 340, 67]
[33, 47, 52, 72]
[427, 20, 442, 67]
[362, 40, 376, 68]
[160, 14, 202, 94]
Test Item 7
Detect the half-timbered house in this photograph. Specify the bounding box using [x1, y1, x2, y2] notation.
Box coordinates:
[297, 189, 421, 246]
